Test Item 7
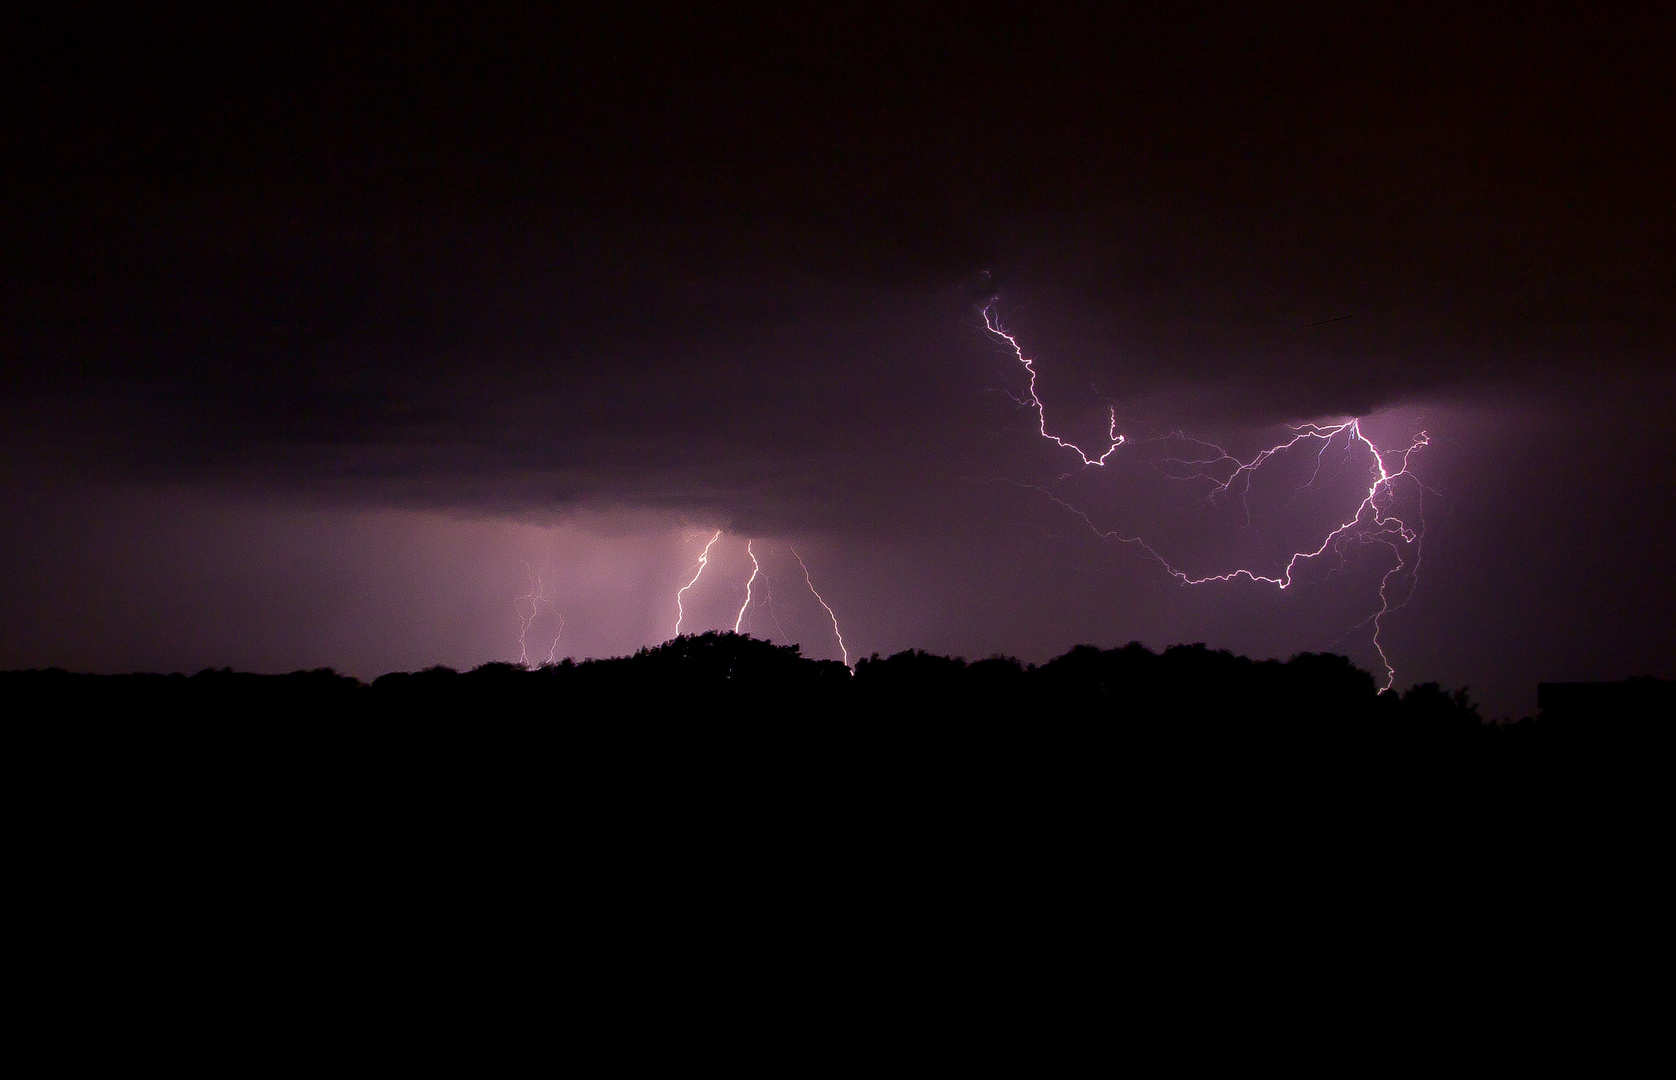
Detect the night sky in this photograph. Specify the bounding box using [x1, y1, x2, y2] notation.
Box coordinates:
[4, 6, 1672, 714]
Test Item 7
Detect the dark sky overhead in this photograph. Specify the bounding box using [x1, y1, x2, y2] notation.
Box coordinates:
[4, 5, 1673, 714]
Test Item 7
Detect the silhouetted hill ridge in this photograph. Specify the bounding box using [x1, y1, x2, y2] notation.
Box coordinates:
[9, 632, 1668, 991]
[6, 634, 1666, 757]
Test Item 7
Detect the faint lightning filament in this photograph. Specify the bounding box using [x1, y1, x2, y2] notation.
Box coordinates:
[516, 563, 565, 668]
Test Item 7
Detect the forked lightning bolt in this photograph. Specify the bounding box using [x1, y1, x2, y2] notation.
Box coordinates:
[983, 303, 1124, 466]
[984, 300, 1428, 690]
[674, 530, 722, 636]
[670, 533, 850, 667]
[515, 563, 565, 668]
[745, 552, 792, 643]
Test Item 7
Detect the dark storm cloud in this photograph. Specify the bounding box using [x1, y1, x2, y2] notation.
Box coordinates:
[4, 7, 1674, 708]
[6, 6, 1670, 532]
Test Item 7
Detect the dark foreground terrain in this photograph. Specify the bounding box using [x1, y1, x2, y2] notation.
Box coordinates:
[11, 631, 1667, 879]
[8, 628, 1666, 735]
[8, 634, 1669, 1049]
[9, 632, 1668, 820]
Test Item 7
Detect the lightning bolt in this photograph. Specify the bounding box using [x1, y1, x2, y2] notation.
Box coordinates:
[754, 558, 792, 643]
[674, 530, 723, 636]
[983, 301, 1124, 466]
[984, 302, 1428, 691]
[792, 546, 849, 667]
[669, 533, 848, 665]
[733, 539, 760, 634]
[515, 563, 565, 668]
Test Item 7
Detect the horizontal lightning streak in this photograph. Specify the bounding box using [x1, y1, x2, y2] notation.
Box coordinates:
[986, 302, 1429, 691]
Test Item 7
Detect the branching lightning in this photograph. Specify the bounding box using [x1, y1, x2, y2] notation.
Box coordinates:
[983, 303, 1124, 466]
[669, 531, 851, 667]
[753, 558, 792, 643]
[674, 530, 723, 637]
[515, 563, 565, 668]
[983, 300, 1428, 690]
[526, 298, 1417, 686]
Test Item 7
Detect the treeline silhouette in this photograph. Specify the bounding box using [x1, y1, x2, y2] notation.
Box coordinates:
[10, 631, 1667, 1020]
[12, 630, 1666, 926]
[8, 632, 1665, 776]
[8, 629, 1668, 729]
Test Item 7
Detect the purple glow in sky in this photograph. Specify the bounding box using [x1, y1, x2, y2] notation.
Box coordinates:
[2, 8, 1672, 716]
[985, 301, 1429, 688]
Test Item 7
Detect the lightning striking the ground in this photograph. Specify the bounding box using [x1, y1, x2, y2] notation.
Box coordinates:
[669, 532, 851, 666]
[733, 540, 760, 633]
[792, 546, 849, 667]
[515, 563, 565, 668]
[674, 530, 723, 637]
[983, 300, 1428, 690]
